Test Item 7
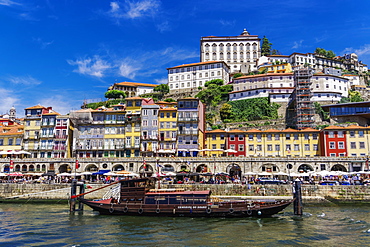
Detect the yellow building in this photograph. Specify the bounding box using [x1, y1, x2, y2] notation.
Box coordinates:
[124, 97, 142, 157]
[157, 106, 177, 156]
[345, 125, 369, 157]
[258, 62, 293, 73]
[204, 129, 226, 157]
[103, 104, 126, 157]
[245, 129, 264, 157]
[263, 128, 282, 157]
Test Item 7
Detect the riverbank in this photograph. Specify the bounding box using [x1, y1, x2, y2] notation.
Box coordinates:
[0, 183, 369, 205]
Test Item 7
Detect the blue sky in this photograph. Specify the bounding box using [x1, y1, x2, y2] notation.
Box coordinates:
[1, 0, 370, 116]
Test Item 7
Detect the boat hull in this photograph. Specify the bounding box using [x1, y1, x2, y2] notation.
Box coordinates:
[78, 198, 292, 218]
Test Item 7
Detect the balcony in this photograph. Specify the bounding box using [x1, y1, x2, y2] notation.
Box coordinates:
[178, 117, 199, 122]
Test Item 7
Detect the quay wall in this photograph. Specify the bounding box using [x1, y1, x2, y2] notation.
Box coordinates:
[1, 183, 370, 203]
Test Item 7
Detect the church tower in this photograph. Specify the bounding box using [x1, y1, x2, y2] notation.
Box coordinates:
[9, 106, 16, 121]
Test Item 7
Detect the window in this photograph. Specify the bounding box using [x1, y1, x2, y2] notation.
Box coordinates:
[286, 144, 291, 151]
[238, 145, 244, 151]
[267, 134, 272, 141]
[294, 144, 299, 151]
[349, 131, 355, 137]
[230, 135, 235, 141]
[8, 138, 13, 145]
[238, 135, 244, 141]
[350, 142, 356, 149]
[338, 142, 344, 149]
[359, 142, 365, 149]
[248, 134, 253, 141]
[286, 134, 290, 140]
[267, 145, 272, 151]
[313, 144, 318, 151]
[275, 134, 280, 141]
[359, 131, 364, 137]
[328, 131, 334, 138]
[304, 144, 310, 151]
[249, 145, 254, 151]
[329, 142, 335, 149]
[275, 144, 280, 151]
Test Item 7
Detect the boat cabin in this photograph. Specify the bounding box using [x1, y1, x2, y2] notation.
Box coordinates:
[144, 190, 210, 205]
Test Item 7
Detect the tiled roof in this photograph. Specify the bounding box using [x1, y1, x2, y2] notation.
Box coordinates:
[114, 82, 158, 87]
[167, 61, 228, 69]
[24, 105, 47, 110]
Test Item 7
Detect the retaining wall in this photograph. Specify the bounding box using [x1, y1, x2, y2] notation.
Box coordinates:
[0, 183, 369, 203]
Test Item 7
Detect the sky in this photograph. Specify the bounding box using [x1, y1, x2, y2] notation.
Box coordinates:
[1, 0, 370, 116]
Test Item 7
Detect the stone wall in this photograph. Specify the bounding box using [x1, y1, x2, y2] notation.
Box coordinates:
[1, 183, 369, 203]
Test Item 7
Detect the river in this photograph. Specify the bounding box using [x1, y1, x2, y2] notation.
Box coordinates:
[0, 203, 369, 246]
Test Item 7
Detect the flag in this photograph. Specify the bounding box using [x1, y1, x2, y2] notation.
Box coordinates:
[366, 158, 369, 170]
[143, 160, 146, 169]
[156, 163, 163, 168]
[10, 160, 14, 172]
[75, 159, 79, 169]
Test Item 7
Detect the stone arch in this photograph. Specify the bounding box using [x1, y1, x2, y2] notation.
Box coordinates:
[331, 164, 347, 172]
[14, 164, 20, 172]
[139, 164, 153, 174]
[227, 163, 241, 177]
[86, 164, 98, 172]
[29, 164, 35, 172]
[112, 164, 125, 171]
[41, 164, 46, 171]
[59, 164, 71, 173]
[260, 163, 279, 173]
[3, 164, 10, 172]
[36, 164, 41, 171]
[297, 164, 313, 173]
[162, 164, 175, 173]
[196, 164, 209, 173]
[178, 164, 190, 172]
[21, 165, 27, 172]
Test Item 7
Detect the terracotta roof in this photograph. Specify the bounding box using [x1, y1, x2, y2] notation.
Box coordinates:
[114, 82, 158, 87]
[43, 111, 60, 116]
[24, 105, 47, 110]
[206, 129, 226, 133]
[263, 128, 281, 132]
[159, 107, 177, 111]
[323, 125, 345, 130]
[344, 125, 367, 129]
[281, 128, 299, 132]
[300, 127, 320, 132]
[126, 97, 143, 100]
[245, 129, 262, 132]
[167, 61, 228, 69]
[228, 129, 245, 133]
[0, 125, 24, 136]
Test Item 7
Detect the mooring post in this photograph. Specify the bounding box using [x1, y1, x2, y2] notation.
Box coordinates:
[70, 179, 77, 212]
[78, 182, 85, 211]
[293, 178, 303, 216]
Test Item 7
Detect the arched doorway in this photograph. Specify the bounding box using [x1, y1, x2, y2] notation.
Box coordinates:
[162, 165, 175, 173]
[196, 164, 209, 173]
[112, 164, 124, 171]
[331, 164, 347, 172]
[21, 165, 27, 172]
[139, 165, 153, 176]
[227, 164, 241, 178]
[3, 164, 10, 173]
[29, 165, 35, 172]
[297, 164, 313, 173]
[59, 164, 71, 173]
[14, 165, 20, 172]
[86, 164, 98, 172]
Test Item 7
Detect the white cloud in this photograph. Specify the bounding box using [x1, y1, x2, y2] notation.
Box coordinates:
[156, 20, 170, 33]
[0, 0, 21, 6]
[155, 77, 167, 84]
[118, 61, 140, 79]
[39, 95, 74, 115]
[67, 56, 112, 78]
[0, 88, 18, 114]
[343, 44, 370, 57]
[219, 19, 235, 27]
[7, 75, 42, 86]
[108, 0, 160, 20]
[292, 40, 304, 49]
[33, 37, 54, 49]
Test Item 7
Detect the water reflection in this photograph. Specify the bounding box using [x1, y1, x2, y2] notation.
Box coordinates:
[0, 204, 369, 246]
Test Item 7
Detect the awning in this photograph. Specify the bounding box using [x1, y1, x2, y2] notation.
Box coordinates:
[92, 170, 111, 175]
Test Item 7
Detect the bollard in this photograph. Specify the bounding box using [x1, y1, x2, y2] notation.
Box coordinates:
[78, 182, 85, 211]
[70, 179, 77, 212]
[293, 178, 303, 216]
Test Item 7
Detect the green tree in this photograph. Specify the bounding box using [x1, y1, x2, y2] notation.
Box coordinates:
[205, 79, 224, 87]
[195, 84, 222, 107]
[104, 90, 126, 99]
[261, 36, 272, 56]
[233, 73, 244, 79]
[164, 98, 176, 102]
[153, 84, 169, 94]
[314, 48, 336, 59]
[348, 91, 364, 102]
[219, 103, 233, 121]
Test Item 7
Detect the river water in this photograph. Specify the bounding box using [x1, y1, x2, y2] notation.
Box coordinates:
[0, 203, 369, 246]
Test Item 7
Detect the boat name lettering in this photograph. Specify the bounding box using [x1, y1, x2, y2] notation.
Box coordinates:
[178, 206, 207, 209]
